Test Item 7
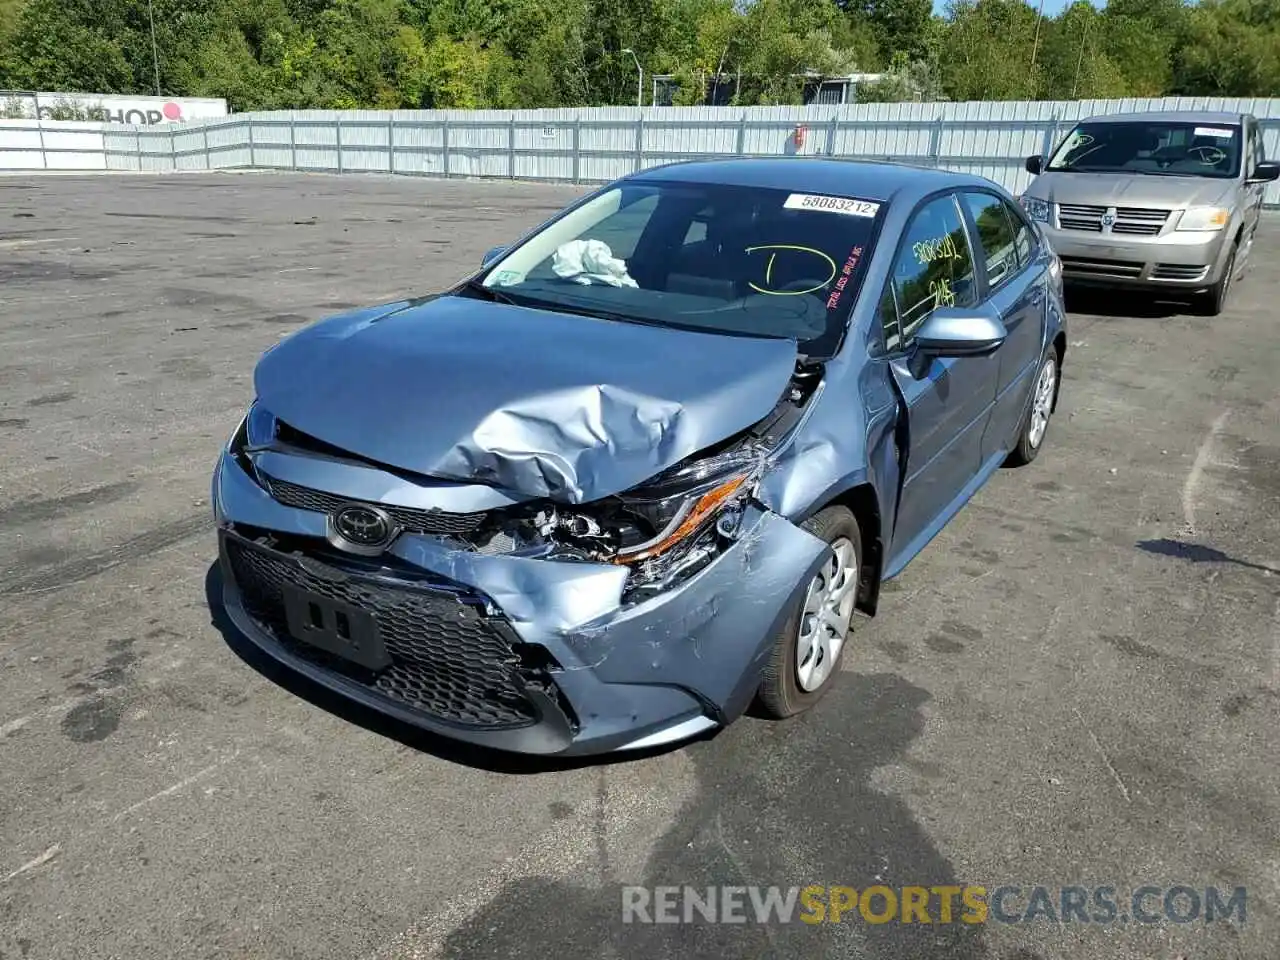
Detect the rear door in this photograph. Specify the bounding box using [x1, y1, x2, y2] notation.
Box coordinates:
[959, 190, 1046, 459]
[883, 192, 1000, 570]
[1241, 118, 1265, 261]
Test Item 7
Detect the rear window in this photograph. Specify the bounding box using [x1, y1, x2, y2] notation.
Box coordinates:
[477, 180, 885, 357]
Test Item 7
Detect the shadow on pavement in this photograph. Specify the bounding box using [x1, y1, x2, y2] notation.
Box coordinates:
[1064, 284, 1192, 319]
[439, 671, 989, 960]
[1136, 537, 1280, 576]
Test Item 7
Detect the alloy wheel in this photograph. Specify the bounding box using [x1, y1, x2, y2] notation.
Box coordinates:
[795, 537, 857, 692]
[1028, 357, 1056, 450]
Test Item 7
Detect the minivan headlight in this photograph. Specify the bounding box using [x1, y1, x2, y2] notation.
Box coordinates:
[1020, 196, 1051, 224]
[1176, 207, 1229, 232]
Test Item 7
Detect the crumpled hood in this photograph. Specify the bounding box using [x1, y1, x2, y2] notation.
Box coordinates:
[1026, 172, 1235, 209]
[254, 295, 799, 504]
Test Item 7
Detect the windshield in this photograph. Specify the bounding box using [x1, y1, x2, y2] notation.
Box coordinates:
[1047, 121, 1242, 179]
[470, 179, 884, 357]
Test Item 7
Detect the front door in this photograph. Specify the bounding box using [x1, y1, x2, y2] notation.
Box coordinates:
[960, 190, 1046, 459]
[882, 193, 1000, 573]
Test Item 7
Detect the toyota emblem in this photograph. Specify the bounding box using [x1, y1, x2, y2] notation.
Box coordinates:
[331, 503, 396, 551]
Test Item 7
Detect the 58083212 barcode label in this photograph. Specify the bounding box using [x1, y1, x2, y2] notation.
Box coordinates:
[783, 193, 881, 218]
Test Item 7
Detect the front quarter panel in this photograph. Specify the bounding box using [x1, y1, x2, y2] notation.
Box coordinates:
[757, 355, 900, 537]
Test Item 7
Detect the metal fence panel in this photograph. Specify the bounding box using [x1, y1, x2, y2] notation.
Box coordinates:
[4, 98, 1280, 204]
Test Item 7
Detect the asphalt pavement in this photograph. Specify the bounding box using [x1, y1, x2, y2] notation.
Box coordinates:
[1, 172, 1277, 960]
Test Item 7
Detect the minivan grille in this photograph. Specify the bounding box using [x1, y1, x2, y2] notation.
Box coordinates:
[1055, 204, 1170, 236]
[1112, 207, 1169, 236]
[1057, 203, 1105, 231]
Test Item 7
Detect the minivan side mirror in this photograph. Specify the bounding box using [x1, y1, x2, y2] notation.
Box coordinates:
[1247, 160, 1280, 184]
[1025, 155, 1044, 176]
[908, 306, 1007, 377]
[480, 245, 506, 268]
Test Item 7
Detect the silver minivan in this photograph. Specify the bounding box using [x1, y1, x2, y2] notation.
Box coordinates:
[1021, 110, 1278, 314]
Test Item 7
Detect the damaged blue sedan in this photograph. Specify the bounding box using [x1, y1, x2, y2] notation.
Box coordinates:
[211, 158, 1067, 755]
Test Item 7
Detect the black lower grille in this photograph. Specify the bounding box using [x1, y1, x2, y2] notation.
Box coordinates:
[1152, 263, 1209, 281]
[261, 474, 487, 536]
[1060, 257, 1144, 279]
[224, 535, 539, 728]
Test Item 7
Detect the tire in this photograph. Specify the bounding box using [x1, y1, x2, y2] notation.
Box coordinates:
[756, 506, 862, 719]
[1196, 244, 1236, 317]
[1005, 348, 1059, 467]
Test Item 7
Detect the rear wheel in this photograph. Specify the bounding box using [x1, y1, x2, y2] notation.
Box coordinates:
[1006, 349, 1058, 467]
[1197, 244, 1236, 317]
[756, 506, 861, 719]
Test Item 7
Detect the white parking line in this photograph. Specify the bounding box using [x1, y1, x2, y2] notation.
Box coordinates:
[1, 844, 60, 885]
[1181, 410, 1231, 536]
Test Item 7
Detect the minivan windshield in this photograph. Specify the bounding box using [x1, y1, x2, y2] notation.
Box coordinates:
[1047, 120, 1242, 179]
[470, 180, 883, 357]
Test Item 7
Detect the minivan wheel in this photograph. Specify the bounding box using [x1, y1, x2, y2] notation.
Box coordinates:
[1005, 350, 1058, 467]
[756, 506, 861, 719]
[1197, 245, 1236, 317]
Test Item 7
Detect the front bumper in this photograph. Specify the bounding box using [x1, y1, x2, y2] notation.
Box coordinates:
[211, 450, 829, 756]
[1039, 224, 1229, 289]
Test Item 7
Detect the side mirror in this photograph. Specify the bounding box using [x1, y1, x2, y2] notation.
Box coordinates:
[1247, 161, 1280, 184]
[908, 306, 1007, 377]
[1025, 155, 1044, 176]
[480, 245, 506, 268]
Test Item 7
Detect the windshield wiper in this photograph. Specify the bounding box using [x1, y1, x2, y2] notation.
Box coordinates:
[543, 299, 672, 329]
[459, 278, 520, 305]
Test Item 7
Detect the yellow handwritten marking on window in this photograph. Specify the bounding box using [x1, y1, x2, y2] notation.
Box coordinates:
[929, 277, 956, 308]
[745, 244, 837, 296]
[913, 233, 963, 266]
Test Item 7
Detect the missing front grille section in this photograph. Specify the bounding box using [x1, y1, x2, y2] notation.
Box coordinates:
[225, 534, 546, 729]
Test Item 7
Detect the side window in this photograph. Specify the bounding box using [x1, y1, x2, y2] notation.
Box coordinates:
[961, 192, 1019, 291]
[1009, 202, 1037, 268]
[878, 286, 901, 351]
[892, 194, 977, 341]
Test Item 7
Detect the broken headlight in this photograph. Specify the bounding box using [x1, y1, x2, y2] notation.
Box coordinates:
[608, 441, 765, 565]
[243, 401, 279, 449]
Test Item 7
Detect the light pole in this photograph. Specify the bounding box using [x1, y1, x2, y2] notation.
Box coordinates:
[147, 0, 161, 96]
[621, 48, 643, 107]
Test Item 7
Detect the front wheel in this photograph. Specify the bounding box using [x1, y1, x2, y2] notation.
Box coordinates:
[1196, 245, 1236, 317]
[756, 506, 862, 719]
[1006, 350, 1058, 467]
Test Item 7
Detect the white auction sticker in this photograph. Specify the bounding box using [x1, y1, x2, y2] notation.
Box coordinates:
[783, 193, 881, 217]
[1193, 127, 1235, 138]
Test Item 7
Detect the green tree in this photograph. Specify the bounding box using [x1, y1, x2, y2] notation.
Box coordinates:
[840, 0, 932, 62]
[1174, 0, 1280, 96]
[1038, 1, 1130, 99]
[4, 0, 134, 91]
[938, 0, 1043, 101]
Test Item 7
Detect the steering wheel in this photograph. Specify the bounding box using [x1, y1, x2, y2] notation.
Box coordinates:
[1187, 145, 1227, 166]
[750, 277, 831, 298]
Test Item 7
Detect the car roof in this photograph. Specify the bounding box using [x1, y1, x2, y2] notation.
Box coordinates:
[628, 157, 998, 206]
[1078, 110, 1247, 125]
